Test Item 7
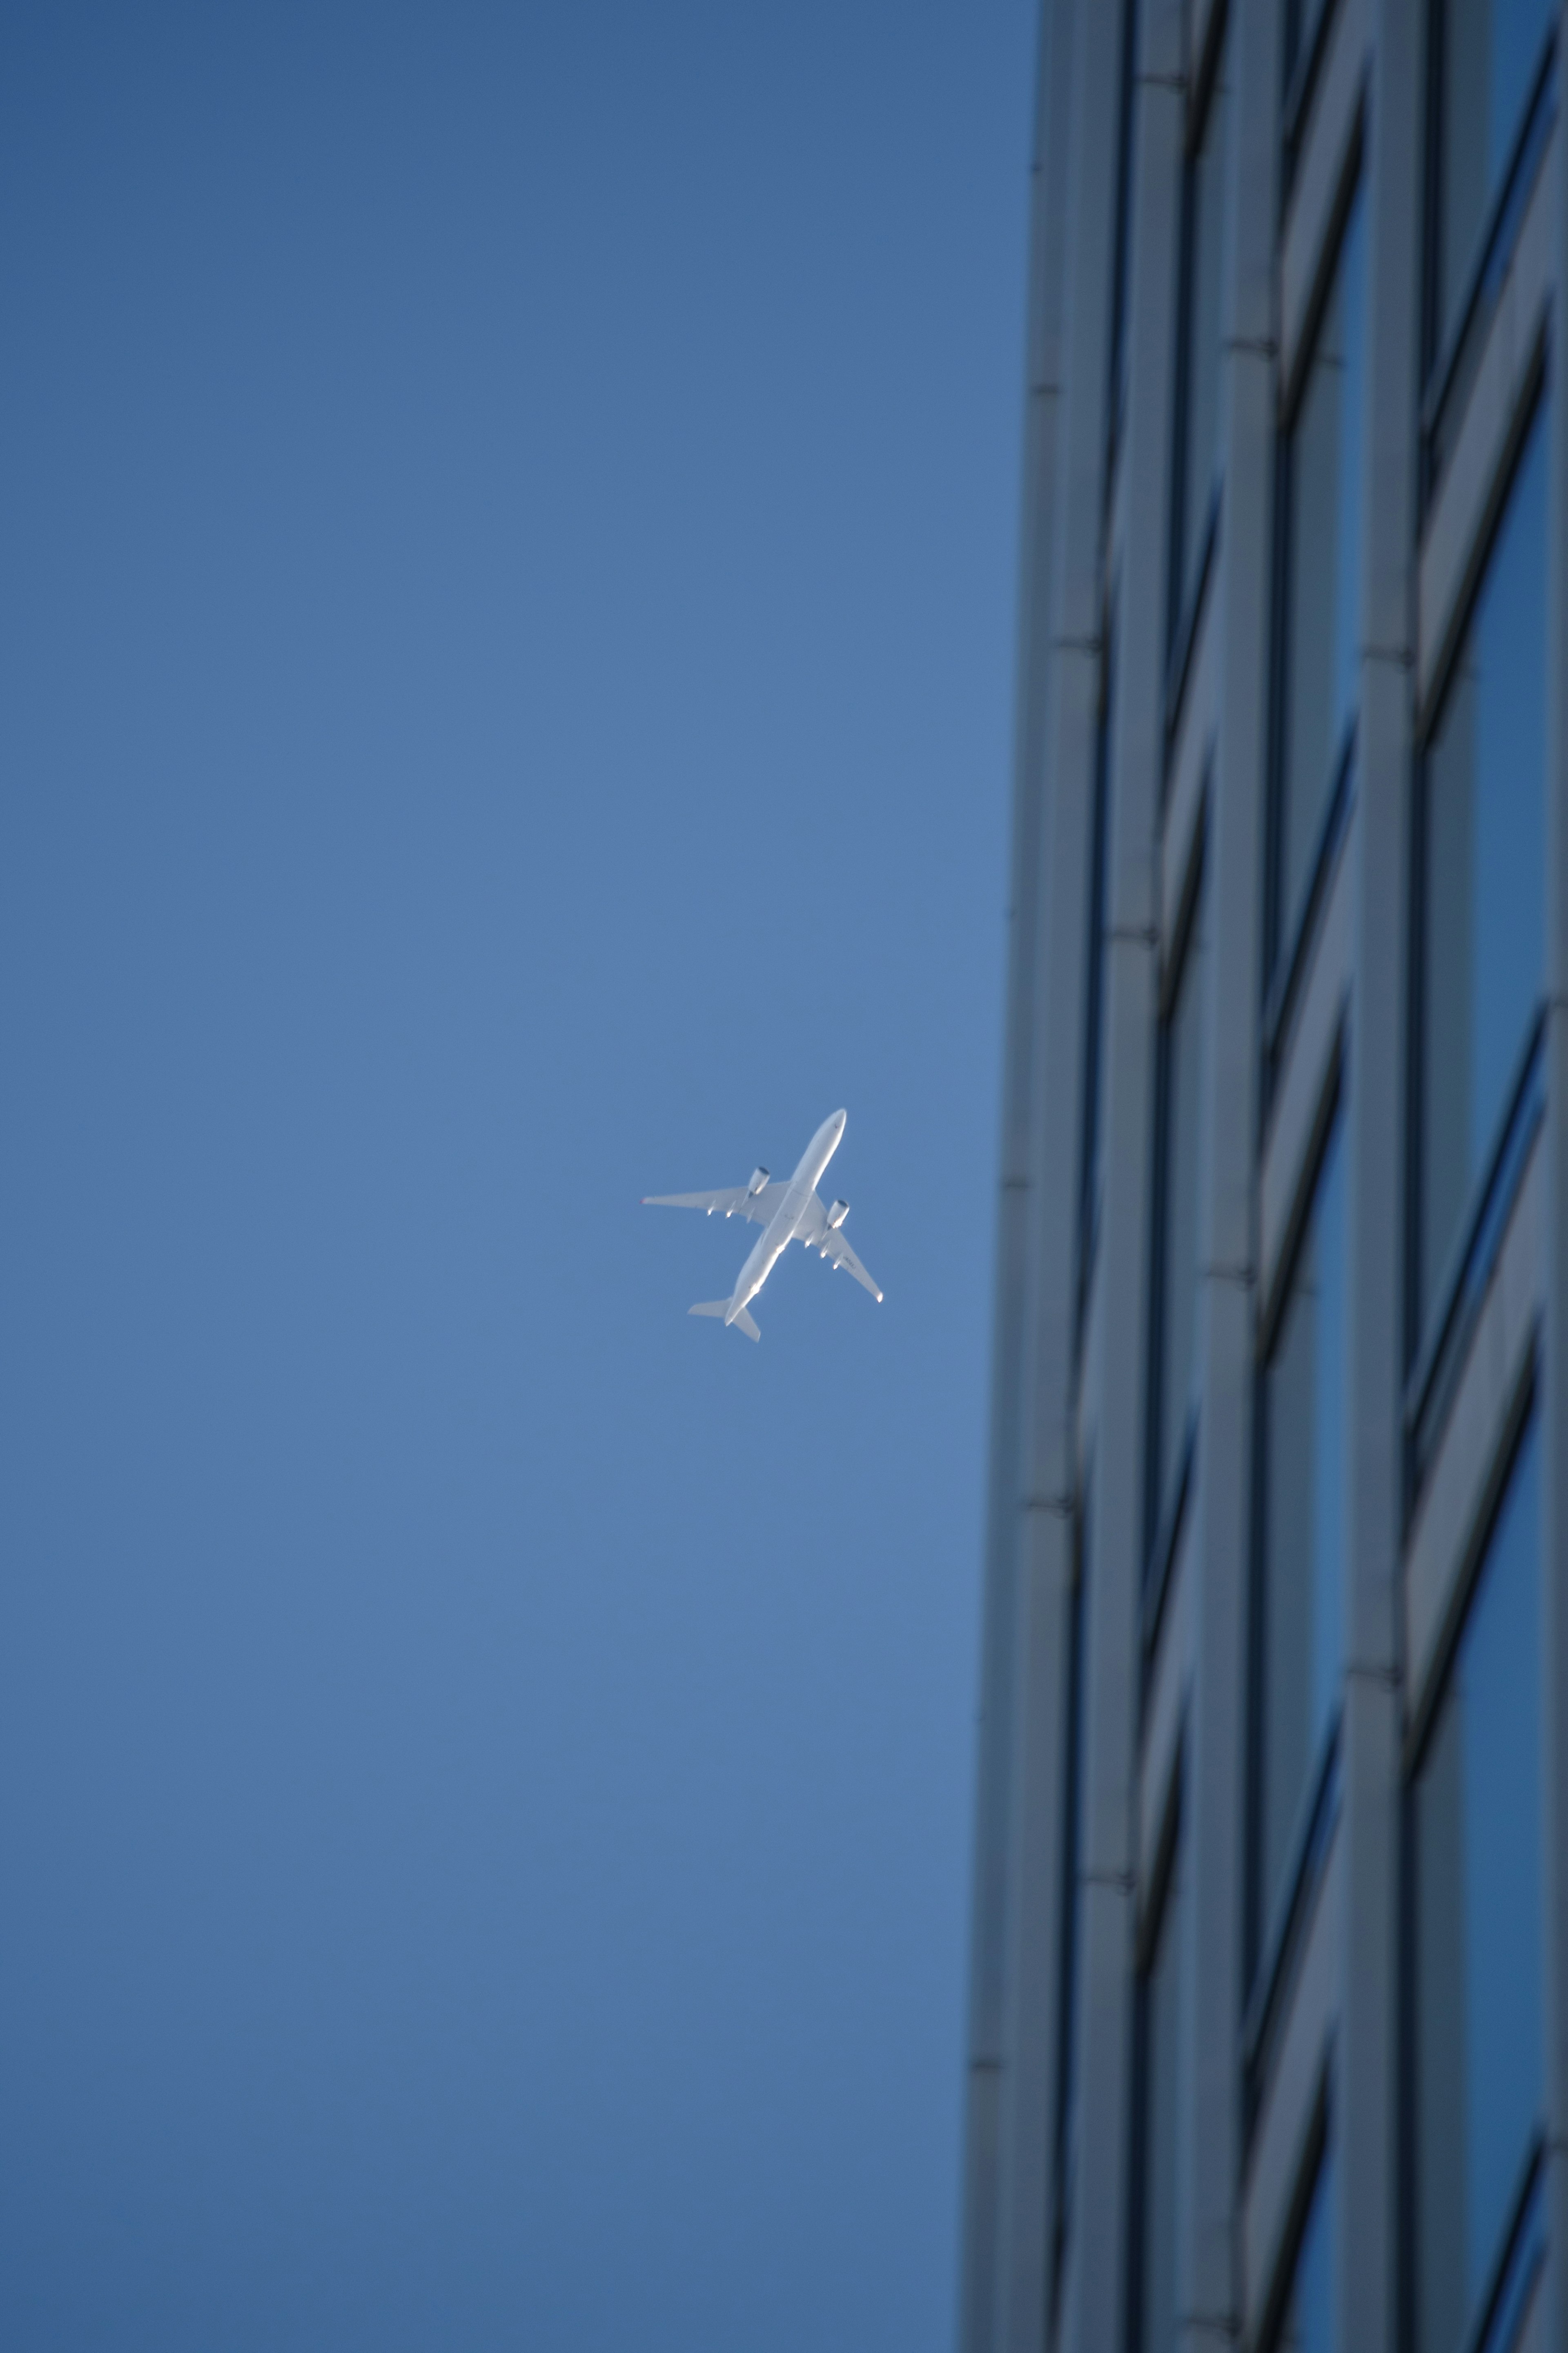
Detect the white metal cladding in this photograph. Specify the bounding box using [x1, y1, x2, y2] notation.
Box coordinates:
[960, 1, 1568, 2349]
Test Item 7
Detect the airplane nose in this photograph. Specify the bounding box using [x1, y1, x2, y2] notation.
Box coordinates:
[833, 1109, 847, 1133]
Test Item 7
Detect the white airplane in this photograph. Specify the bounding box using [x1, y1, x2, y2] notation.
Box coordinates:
[643, 1108, 883, 1341]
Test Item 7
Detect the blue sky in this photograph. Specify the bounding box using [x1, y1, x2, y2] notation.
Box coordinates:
[0, 5, 1033, 2345]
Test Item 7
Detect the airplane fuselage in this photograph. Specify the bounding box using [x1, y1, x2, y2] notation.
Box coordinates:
[727, 1108, 846, 1324]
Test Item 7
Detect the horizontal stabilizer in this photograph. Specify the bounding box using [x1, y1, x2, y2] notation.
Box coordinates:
[688, 1300, 761, 1342]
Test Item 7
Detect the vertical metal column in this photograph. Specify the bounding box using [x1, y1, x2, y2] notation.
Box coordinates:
[957, 7, 1076, 2348]
[991, 4, 1127, 2346]
[1536, 7, 1568, 2340]
[1175, 0, 1280, 2340]
[1335, 6, 1420, 2348]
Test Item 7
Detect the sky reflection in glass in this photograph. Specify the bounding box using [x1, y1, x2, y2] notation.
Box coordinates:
[1175, 42, 1228, 633]
[1140, 1845, 1184, 2353]
[1280, 188, 1364, 953]
[1156, 882, 1205, 1533]
[1261, 1114, 1345, 1936]
[1437, 0, 1555, 358]
[1276, 2143, 1335, 2353]
[1415, 1419, 1542, 2353]
[1419, 401, 1545, 1333]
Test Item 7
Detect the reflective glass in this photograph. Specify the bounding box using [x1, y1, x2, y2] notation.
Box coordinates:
[1436, 0, 1555, 360]
[1279, 188, 1365, 953]
[1275, 2144, 1335, 2352]
[1054, 1510, 1089, 2265]
[1285, 0, 1331, 92]
[1261, 1115, 1346, 1935]
[1175, 43, 1229, 631]
[1157, 881, 1206, 1527]
[1140, 1845, 1184, 2353]
[1415, 1418, 1543, 2353]
[1081, 616, 1116, 1282]
[1109, 0, 1140, 443]
[1419, 404, 1546, 1334]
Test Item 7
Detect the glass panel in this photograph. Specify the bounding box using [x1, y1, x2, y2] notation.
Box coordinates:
[1276, 2143, 1335, 2351]
[1435, 0, 1555, 360]
[1081, 614, 1116, 1281]
[1176, 43, 1229, 629]
[1261, 1114, 1346, 1933]
[1158, 881, 1206, 1525]
[1285, 0, 1331, 98]
[1055, 1508, 1089, 2263]
[1140, 1845, 1185, 2353]
[1279, 187, 1365, 954]
[1415, 1418, 1543, 2353]
[1109, 0, 1140, 444]
[1419, 401, 1546, 1335]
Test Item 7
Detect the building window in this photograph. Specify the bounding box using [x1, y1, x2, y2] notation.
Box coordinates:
[1052, 1499, 1089, 2300]
[1257, 1110, 1346, 1952]
[1134, 1833, 1184, 2353]
[1150, 866, 1206, 1564]
[1413, 399, 1546, 1350]
[1273, 184, 1366, 983]
[1272, 2138, 1336, 2351]
[1079, 608, 1116, 1326]
[1285, 0, 1332, 94]
[1412, 1414, 1542, 2353]
[1429, 0, 1555, 374]
[1108, 0, 1141, 471]
[1170, 28, 1229, 653]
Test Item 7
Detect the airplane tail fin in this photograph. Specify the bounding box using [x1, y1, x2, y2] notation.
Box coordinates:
[688, 1300, 761, 1342]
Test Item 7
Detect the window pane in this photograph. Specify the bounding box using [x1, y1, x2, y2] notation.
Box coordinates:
[1261, 1114, 1346, 1932]
[1419, 401, 1546, 1333]
[1415, 1418, 1543, 2353]
[1158, 882, 1206, 1522]
[1081, 616, 1116, 1284]
[1285, 0, 1330, 92]
[1437, 0, 1555, 359]
[1279, 188, 1365, 951]
[1276, 2143, 1335, 2352]
[1141, 1847, 1184, 2353]
[1054, 1508, 1089, 2265]
[1176, 46, 1229, 627]
[1109, 0, 1140, 441]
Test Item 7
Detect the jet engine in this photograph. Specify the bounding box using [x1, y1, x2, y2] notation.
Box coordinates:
[825, 1199, 849, 1230]
[747, 1166, 771, 1195]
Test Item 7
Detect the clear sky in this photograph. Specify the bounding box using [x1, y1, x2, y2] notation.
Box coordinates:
[0, 6, 1032, 2346]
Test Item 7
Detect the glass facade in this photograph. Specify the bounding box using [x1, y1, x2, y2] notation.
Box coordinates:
[1259, 1113, 1346, 1943]
[1414, 1417, 1543, 2353]
[1432, 0, 1555, 365]
[1053, 1505, 1089, 2289]
[1172, 38, 1229, 639]
[1417, 402, 1546, 1337]
[1274, 2143, 1335, 2352]
[1285, 0, 1331, 93]
[1154, 878, 1206, 1540]
[962, 6, 1568, 2349]
[1138, 1844, 1184, 2353]
[1108, 0, 1140, 453]
[1277, 186, 1365, 963]
[1080, 613, 1116, 1304]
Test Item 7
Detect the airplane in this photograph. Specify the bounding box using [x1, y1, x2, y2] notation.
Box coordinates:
[642, 1108, 883, 1341]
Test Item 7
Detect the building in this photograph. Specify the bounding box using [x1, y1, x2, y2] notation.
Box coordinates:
[959, 2, 1568, 2349]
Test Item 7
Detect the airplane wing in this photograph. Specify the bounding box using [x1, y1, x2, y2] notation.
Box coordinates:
[819, 1227, 883, 1301]
[642, 1183, 788, 1227]
[793, 1194, 883, 1301]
